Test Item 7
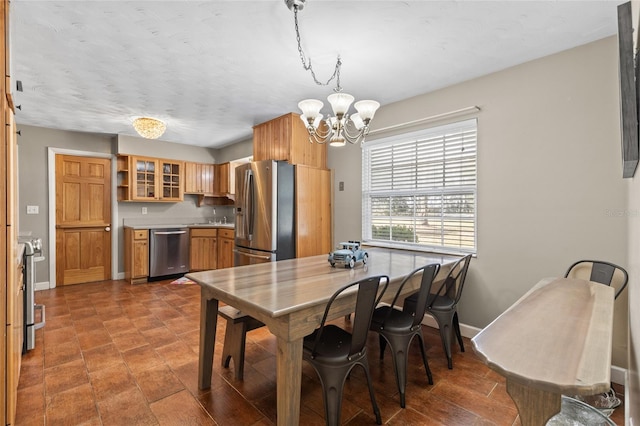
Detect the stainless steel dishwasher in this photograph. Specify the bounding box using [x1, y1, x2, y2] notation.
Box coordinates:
[149, 228, 190, 279]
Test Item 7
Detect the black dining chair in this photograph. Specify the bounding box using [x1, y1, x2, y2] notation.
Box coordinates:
[369, 263, 440, 408]
[564, 260, 628, 299]
[303, 275, 389, 426]
[403, 254, 472, 370]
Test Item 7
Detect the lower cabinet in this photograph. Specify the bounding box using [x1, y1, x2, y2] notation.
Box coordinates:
[190, 228, 218, 271]
[124, 228, 149, 284]
[6, 250, 23, 426]
[217, 228, 235, 269]
[124, 227, 236, 282]
[190, 227, 235, 271]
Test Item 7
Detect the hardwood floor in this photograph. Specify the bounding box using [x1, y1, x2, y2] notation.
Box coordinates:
[15, 279, 625, 425]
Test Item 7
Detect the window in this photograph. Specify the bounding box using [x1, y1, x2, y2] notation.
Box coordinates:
[362, 119, 477, 254]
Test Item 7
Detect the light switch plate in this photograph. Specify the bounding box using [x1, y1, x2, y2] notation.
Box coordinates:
[26, 205, 39, 214]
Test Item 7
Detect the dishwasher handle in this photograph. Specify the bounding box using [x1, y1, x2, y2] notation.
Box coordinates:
[153, 230, 187, 235]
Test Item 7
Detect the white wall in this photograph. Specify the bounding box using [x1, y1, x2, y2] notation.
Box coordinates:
[329, 36, 630, 367]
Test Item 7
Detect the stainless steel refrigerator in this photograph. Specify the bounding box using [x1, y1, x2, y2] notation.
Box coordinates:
[234, 160, 296, 266]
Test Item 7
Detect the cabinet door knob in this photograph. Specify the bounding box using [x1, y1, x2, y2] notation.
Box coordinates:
[105, 226, 111, 232]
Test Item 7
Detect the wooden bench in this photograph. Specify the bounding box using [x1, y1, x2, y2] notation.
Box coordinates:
[218, 305, 265, 380]
[471, 277, 614, 425]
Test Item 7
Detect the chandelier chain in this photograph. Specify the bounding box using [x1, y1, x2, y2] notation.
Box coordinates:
[293, 6, 341, 91]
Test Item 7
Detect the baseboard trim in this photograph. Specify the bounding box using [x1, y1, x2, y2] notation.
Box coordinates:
[611, 364, 627, 386]
[421, 315, 627, 386]
[420, 315, 482, 339]
[35, 281, 51, 291]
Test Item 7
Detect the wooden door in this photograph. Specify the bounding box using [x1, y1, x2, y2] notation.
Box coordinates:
[55, 154, 112, 285]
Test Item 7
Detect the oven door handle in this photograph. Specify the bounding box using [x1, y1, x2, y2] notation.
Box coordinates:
[153, 231, 187, 235]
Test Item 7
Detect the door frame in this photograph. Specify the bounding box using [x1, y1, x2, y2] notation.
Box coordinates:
[47, 147, 118, 288]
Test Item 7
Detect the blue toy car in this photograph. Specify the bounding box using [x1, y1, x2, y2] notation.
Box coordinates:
[328, 241, 368, 268]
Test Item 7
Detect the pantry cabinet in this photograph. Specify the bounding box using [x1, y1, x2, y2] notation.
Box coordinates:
[117, 155, 184, 202]
[2, 1, 20, 421]
[253, 112, 327, 169]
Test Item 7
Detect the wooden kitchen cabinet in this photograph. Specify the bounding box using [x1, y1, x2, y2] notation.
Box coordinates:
[253, 112, 327, 169]
[190, 228, 218, 271]
[6, 249, 23, 425]
[2, 5, 20, 418]
[214, 162, 230, 195]
[295, 165, 332, 258]
[185, 162, 215, 195]
[124, 228, 149, 284]
[117, 155, 184, 202]
[217, 228, 235, 269]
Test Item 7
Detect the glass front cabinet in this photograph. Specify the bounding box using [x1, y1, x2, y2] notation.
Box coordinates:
[118, 155, 184, 202]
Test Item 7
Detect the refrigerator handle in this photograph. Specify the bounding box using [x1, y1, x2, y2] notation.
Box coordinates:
[243, 169, 253, 241]
[247, 169, 255, 239]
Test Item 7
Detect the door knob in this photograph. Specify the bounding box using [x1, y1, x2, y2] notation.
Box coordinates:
[105, 226, 111, 232]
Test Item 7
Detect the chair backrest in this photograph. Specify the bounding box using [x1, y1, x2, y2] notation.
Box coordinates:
[310, 275, 389, 358]
[564, 260, 628, 299]
[431, 254, 472, 305]
[388, 263, 440, 328]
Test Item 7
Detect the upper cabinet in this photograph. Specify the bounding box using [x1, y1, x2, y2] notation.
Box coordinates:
[185, 162, 215, 195]
[253, 112, 327, 169]
[117, 155, 184, 202]
[214, 162, 230, 195]
[185, 161, 235, 206]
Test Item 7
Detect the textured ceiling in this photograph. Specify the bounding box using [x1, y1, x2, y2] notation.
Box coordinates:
[10, 1, 618, 148]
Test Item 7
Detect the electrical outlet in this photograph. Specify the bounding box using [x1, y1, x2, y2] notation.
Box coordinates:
[26, 205, 39, 214]
[141, 207, 147, 215]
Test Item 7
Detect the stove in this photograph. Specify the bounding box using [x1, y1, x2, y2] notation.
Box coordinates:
[20, 237, 45, 352]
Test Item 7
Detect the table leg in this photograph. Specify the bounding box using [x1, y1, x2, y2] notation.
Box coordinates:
[506, 379, 561, 426]
[276, 336, 303, 426]
[198, 291, 219, 389]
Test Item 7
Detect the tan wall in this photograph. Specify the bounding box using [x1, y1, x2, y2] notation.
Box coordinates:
[329, 36, 630, 368]
[627, 0, 640, 421]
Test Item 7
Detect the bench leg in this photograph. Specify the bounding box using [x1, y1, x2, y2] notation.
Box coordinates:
[221, 321, 249, 380]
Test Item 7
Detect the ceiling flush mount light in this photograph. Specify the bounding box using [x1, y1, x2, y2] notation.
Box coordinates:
[285, 0, 379, 146]
[132, 117, 166, 139]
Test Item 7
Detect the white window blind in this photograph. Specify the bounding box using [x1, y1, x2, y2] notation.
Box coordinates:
[362, 119, 477, 253]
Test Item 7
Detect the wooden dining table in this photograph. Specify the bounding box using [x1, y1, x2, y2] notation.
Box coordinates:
[187, 247, 460, 426]
[471, 277, 615, 426]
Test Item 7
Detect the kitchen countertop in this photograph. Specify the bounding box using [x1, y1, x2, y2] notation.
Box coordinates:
[124, 223, 234, 230]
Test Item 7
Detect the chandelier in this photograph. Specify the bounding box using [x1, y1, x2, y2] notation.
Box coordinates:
[285, 0, 379, 146]
[132, 117, 166, 139]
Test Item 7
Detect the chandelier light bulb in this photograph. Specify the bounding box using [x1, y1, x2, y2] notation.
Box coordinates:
[327, 92, 354, 116]
[354, 100, 380, 121]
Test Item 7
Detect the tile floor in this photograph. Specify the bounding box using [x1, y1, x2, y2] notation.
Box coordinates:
[15, 279, 625, 425]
